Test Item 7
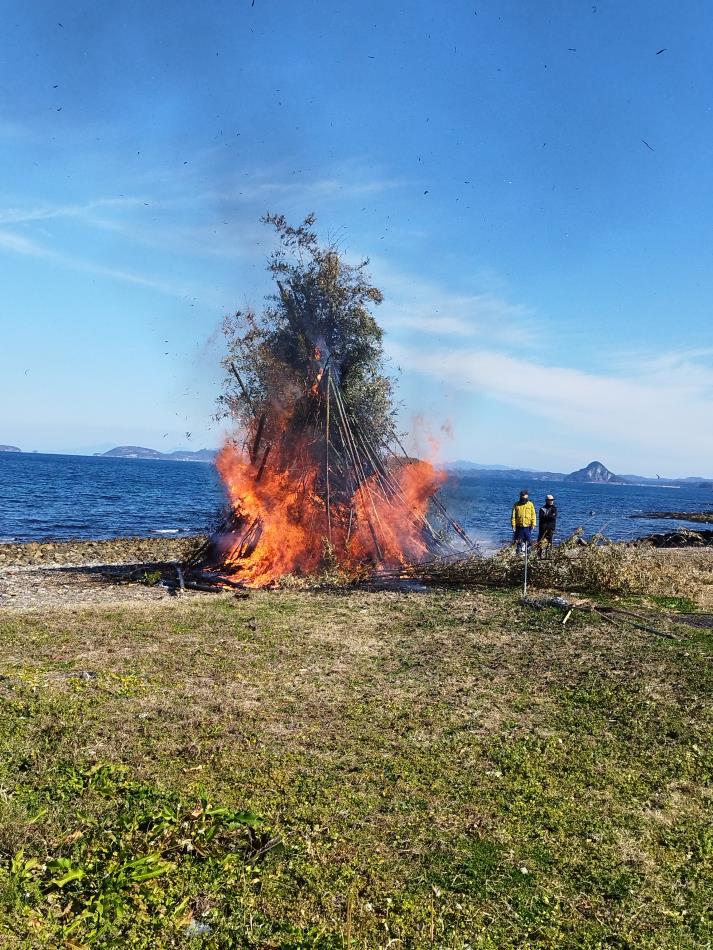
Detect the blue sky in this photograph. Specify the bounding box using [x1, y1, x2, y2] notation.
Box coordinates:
[1, 0, 712, 475]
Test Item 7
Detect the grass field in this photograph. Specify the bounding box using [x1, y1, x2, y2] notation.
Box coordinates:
[0, 588, 711, 948]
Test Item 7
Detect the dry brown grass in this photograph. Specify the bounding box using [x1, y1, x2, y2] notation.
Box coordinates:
[389, 536, 712, 605]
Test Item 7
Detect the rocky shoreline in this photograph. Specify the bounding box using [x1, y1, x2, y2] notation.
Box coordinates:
[629, 528, 713, 548]
[1, 532, 711, 611]
[0, 536, 209, 611]
[0, 535, 205, 569]
[631, 511, 713, 524]
[2, 526, 713, 573]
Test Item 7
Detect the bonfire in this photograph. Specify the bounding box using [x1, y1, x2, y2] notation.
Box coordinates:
[188, 214, 471, 588]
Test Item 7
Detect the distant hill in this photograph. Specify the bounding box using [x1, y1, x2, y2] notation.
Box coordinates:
[443, 460, 516, 472]
[448, 464, 566, 484]
[92, 449, 711, 481]
[447, 459, 710, 487]
[98, 446, 216, 463]
[564, 460, 626, 484]
[166, 449, 217, 462]
[0, 445, 22, 453]
[100, 446, 163, 459]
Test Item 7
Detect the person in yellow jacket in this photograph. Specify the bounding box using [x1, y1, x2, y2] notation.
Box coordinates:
[511, 489, 536, 554]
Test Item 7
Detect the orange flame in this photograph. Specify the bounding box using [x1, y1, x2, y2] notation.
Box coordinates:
[213, 437, 445, 588]
[348, 461, 445, 565]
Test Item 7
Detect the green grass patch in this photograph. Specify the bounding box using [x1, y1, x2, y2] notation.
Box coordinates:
[650, 594, 700, 613]
[1, 590, 711, 947]
[2, 761, 275, 946]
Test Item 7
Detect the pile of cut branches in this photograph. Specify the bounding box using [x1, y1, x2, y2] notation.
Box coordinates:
[373, 531, 708, 601]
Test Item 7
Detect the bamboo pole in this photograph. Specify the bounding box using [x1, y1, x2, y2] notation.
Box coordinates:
[229, 362, 254, 408]
[325, 366, 332, 543]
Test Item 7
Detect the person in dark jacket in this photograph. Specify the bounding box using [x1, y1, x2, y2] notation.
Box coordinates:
[537, 494, 557, 556]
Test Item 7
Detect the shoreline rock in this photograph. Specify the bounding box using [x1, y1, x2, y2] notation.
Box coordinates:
[630, 511, 713, 525]
[0, 535, 206, 568]
[630, 529, 713, 548]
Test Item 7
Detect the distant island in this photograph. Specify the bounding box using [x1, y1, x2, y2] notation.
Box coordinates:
[447, 459, 711, 488]
[5, 445, 709, 484]
[564, 460, 626, 484]
[100, 449, 631, 479]
[97, 446, 216, 463]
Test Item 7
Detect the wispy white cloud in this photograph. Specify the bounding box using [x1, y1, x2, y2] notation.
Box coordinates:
[0, 229, 217, 302]
[389, 340, 713, 473]
[0, 197, 146, 226]
[0, 160, 405, 267]
[383, 291, 534, 340]
[0, 164, 405, 309]
[370, 259, 538, 345]
[202, 154, 408, 204]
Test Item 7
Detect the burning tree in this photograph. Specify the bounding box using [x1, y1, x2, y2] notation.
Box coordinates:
[220, 214, 396, 455]
[197, 214, 469, 587]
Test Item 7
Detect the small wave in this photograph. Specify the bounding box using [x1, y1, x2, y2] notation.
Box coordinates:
[0, 537, 17, 543]
[152, 528, 181, 534]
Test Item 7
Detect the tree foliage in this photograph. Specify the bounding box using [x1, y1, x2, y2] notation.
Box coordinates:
[218, 214, 397, 453]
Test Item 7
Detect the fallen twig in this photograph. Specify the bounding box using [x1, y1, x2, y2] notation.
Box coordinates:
[518, 592, 679, 640]
[182, 581, 227, 594]
[595, 605, 678, 640]
[193, 571, 248, 590]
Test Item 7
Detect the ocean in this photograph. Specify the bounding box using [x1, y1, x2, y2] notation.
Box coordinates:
[0, 451, 711, 549]
[443, 476, 712, 552]
[0, 452, 224, 543]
